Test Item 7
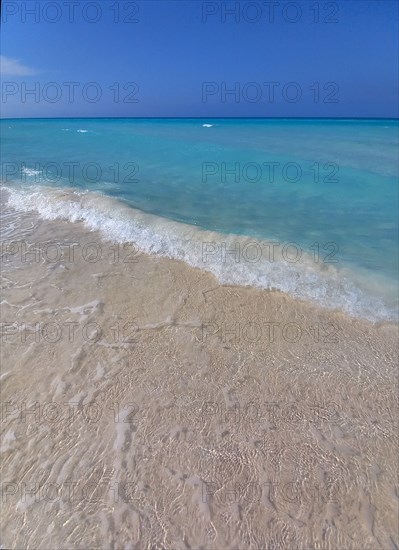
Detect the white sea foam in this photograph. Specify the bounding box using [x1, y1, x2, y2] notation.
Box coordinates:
[3, 184, 396, 323]
[202, 124, 214, 127]
[77, 129, 89, 133]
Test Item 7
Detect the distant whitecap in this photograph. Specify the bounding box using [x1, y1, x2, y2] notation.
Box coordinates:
[22, 167, 41, 177]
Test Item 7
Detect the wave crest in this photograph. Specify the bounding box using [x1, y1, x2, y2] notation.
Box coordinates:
[2, 184, 396, 322]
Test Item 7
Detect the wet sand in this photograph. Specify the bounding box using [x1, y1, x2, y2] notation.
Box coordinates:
[1, 201, 398, 549]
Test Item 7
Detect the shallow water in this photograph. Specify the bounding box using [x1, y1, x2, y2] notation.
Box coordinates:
[1, 117, 398, 320]
[1, 194, 398, 549]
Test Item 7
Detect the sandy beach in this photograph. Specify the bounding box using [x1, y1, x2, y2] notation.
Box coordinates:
[1, 194, 398, 549]
[2, 0, 398, 545]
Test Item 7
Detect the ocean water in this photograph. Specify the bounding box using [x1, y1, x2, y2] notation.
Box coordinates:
[1, 117, 398, 321]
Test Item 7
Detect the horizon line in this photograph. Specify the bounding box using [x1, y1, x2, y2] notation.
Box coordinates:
[1, 116, 398, 121]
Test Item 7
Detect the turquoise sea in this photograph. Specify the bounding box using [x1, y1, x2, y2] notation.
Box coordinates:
[1, 118, 398, 321]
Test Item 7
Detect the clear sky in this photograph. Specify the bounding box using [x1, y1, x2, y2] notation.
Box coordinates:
[1, 0, 398, 118]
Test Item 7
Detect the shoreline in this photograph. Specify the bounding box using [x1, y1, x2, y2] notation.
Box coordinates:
[3, 184, 398, 324]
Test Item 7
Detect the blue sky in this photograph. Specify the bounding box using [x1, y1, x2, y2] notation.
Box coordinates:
[1, 0, 398, 117]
